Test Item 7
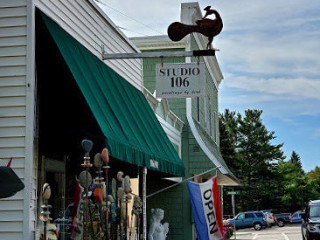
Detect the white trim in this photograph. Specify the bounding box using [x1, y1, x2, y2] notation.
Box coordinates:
[24, 1, 35, 239]
[186, 98, 227, 174]
[143, 87, 184, 130]
[157, 115, 181, 139]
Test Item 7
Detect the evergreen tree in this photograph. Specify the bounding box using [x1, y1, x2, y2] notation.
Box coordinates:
[276, 161, 320, 212]
[289, 151, 304, 174]
[220, 109, 285, 211]
[236, 110, 284, 210]
[219, 110, 238, 173]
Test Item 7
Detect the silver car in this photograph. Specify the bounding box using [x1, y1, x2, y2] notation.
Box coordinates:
[263, 212, 276, 227]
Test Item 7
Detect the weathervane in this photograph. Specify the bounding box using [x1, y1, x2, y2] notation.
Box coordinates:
[168, 6, 223, 49]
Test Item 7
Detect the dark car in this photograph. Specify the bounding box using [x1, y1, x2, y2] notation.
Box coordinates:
[301, 200, 320, 240]
[274, 213, 291, 227]
[228, 211, 267, 231]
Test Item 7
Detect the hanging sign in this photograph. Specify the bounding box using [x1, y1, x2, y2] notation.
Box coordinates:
[156, 63, 205, 98]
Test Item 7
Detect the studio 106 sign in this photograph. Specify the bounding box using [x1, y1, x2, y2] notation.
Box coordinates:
[156, 63, 205, 98]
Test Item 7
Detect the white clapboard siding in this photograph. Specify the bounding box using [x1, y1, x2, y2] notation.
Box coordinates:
[34, 0, 143, 90]
[0, 76, 26, 87]
[0, 210, 24, 221]
[0, 200, 24, 210]
[0, 96, 26, 106]
[0, 6, 27, 18]
[0, 0, 27, 239]
[0, 116, 25, 127]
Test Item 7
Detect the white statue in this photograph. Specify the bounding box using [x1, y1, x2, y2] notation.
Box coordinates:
[148, 208, 169, 240]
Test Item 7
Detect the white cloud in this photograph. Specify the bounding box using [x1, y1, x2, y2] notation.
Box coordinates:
[215, 33, 320, 77]
[222, 75, 320, 100]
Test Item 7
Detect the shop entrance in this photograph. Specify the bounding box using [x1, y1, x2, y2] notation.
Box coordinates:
[35, 11, 142, 239]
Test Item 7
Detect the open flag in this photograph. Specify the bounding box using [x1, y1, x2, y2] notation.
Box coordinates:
[187, 176, 223, 240]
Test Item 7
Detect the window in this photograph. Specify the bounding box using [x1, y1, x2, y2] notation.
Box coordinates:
[255, 212, 263, 218]
[310, 206, 320, 217]
[209, 104, 212, 136]
[245, 213, 255, 218]
[213, 111, 217, 142]
[197, 97, 200, 122]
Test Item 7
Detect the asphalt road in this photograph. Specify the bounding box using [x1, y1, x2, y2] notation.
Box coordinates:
[230, 224, 302, 240]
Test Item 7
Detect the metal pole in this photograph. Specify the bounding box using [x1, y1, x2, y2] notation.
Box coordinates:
[43, 220, 47, 240]
[102, 49, 218, 60]
[221, 185, 224, 220]
[232, 193, 235, 217]
[234, 218, 236, 240]
[147, 166, 221, 198]
[143, 167, 147, 240]
[231, 191, 236, 240]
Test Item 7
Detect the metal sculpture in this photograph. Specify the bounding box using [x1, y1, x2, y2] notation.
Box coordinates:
[168, 6, 223, 49]
[64, 140, 144, 240]
[101, 147, 111, 239]
[94, 153, 105, 239]
[39, 183, 59, 240]
[130, 195, 142, 240]
[81, 139, 93, 240]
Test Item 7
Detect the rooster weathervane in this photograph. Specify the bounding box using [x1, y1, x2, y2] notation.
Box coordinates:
[168, 6, 223, 50]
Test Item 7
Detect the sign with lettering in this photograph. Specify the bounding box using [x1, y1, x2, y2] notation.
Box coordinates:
[226, 191, 240, 195]
[156, 63, 205, 98]
[187, 177, 223, 240]
[150, 159, 159, 169]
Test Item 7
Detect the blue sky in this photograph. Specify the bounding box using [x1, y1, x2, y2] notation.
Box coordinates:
[96, 0, 320, 172]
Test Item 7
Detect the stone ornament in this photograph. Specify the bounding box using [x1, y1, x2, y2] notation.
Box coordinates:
[148, 208, 169, 240]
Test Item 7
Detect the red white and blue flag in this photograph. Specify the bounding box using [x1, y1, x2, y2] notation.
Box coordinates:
[187, 176, 223, 240]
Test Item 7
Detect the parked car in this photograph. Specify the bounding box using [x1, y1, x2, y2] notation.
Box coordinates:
[228, 211, 268, 231]
[301, 200, 320, 240]
[263, 211, 276, 227]
[274, 213, 291, 227]
[291, 210, 304, 223]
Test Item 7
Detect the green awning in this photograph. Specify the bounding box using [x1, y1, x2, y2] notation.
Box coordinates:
[41, 13, 185, 177]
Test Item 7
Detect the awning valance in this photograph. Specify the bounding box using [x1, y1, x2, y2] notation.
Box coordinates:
[41, 13, 185, 177]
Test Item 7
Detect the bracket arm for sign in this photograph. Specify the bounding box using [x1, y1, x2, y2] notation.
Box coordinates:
[102, 48, 218, 60]
[146, 166, 221, 198]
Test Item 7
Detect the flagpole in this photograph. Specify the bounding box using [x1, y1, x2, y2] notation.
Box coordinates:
[146, 166, 221, 199]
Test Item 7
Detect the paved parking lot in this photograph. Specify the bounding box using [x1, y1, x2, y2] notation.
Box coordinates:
[230, 224, 302, 240]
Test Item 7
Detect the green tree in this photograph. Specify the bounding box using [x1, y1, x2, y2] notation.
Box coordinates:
[219, 110, 238, 173]
[220, 109, 285, 211]
[220, 110, 320, 213]
[276, 161, 320, 212]
[308, 166, 320, 180]
[289, 151, 304, 174]
[236, 110, 284, 210]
